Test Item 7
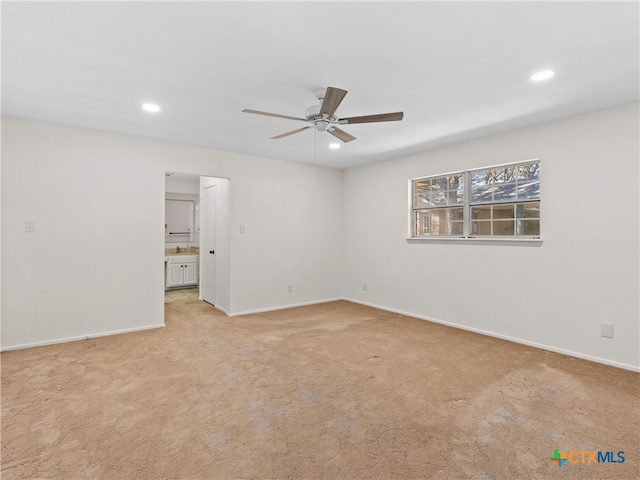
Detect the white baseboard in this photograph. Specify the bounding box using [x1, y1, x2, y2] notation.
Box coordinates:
[6, 297, 636, 373]
[343, 297, 640, 373]
[215, 305, 229, 316]
[0, 323, 165, 352]
[228, 297, 343, 317]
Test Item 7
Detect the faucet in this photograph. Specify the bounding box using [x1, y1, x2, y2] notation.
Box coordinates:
[176, 246, 180, 253]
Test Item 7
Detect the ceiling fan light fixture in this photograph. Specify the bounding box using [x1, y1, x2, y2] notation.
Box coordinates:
[315, 121, 329, 132]
[530, 70, 555, 82]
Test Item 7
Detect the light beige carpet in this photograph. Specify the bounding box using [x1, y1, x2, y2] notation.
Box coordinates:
[1, 295, 638, 479]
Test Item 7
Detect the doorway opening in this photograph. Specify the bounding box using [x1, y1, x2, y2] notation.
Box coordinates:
[164, 172, 230, 316]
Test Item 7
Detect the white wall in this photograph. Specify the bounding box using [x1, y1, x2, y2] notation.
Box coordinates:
[343, 103, 639, 371]
[229, 159, 343, 314]
[2, 104, 638, 371]
[1, 118, 343, 349]
[165, 175, 199, 195]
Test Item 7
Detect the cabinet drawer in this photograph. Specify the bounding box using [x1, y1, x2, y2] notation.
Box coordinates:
[167, 255, 198, 264]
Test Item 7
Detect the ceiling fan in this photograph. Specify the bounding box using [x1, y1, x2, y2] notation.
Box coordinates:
[242, 86, 403, 143]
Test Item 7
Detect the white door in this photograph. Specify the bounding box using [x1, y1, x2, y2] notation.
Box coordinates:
[201, 184, 216, 305]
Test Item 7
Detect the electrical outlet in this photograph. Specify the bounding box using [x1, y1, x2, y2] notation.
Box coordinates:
[601, 322, 614, 339]
[287, 283, 293, 293]
[362, 282, 367, 291]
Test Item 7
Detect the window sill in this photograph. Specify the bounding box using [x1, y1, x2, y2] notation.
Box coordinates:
[406, 236, 543, 246]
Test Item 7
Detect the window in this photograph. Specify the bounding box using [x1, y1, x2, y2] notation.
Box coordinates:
[411, 160, 540, 239]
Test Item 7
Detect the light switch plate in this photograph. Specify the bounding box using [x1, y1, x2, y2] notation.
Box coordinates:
[25, 220, 36, 233]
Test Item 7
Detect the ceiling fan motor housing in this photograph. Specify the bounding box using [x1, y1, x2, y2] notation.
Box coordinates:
[305, 104, 337, 125]
[305, 104, 321, 120]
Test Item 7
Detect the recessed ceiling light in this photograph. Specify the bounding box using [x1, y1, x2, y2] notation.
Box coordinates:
[530, 70, 555, 82]
[329, 143, 340, 149]
[142, 103, 161, 113]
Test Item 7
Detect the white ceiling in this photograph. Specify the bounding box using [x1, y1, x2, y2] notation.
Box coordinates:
[2, 1, 638, 169]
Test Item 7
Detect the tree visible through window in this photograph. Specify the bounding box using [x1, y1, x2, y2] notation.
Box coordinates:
[411, 160, 540, 238]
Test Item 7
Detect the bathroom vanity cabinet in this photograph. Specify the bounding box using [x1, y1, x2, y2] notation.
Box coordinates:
[165, 255, 198, 288]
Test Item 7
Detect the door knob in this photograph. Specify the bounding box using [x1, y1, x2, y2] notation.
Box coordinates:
[209, 250, 215, 255]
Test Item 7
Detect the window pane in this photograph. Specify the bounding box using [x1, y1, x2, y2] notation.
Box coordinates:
[414, 175, 463, 207]
[473, 162, 539, 184]
[447, 207, 464, 221]
[471, 206, 491, 220]
[471, 221, 491, 235]
[414, 208, 463, 236]
[493, 182, 517, 201]
[517, 162, 540, 180]
[471, 170, 489, 186]
[471, 161, 540, 204]
[516, 180, 539, 200]
[493, 204, 515, 219]
[415, 211, 424, 235]
[517, 219, 540, 236]
[493, 220, 515, 236]
[516, 202, 540, 219]
[471, 185, 495, 203]
[470, 204, 538, 237]
[472, 220, 516, 236]
[449, 221, 463, 236]
[413, 180, 431, 208]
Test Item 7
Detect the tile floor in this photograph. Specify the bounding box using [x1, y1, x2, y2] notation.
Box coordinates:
[164, 287, 199, 303]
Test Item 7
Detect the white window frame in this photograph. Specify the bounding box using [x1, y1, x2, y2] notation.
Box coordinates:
[408, 159, 542, 245]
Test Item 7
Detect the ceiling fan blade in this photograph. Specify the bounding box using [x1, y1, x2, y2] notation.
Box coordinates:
[319, 87, 348, 117]
[340, 112, 404, 124]
[328, 127, 356, 143]
[242, 109, 306, 122]
[270, 126, 312, 139]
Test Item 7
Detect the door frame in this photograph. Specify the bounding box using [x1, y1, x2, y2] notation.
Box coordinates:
[164, 172, 231, 317]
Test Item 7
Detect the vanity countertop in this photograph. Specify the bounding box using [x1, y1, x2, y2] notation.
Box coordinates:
[165, 247, 199, 256]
